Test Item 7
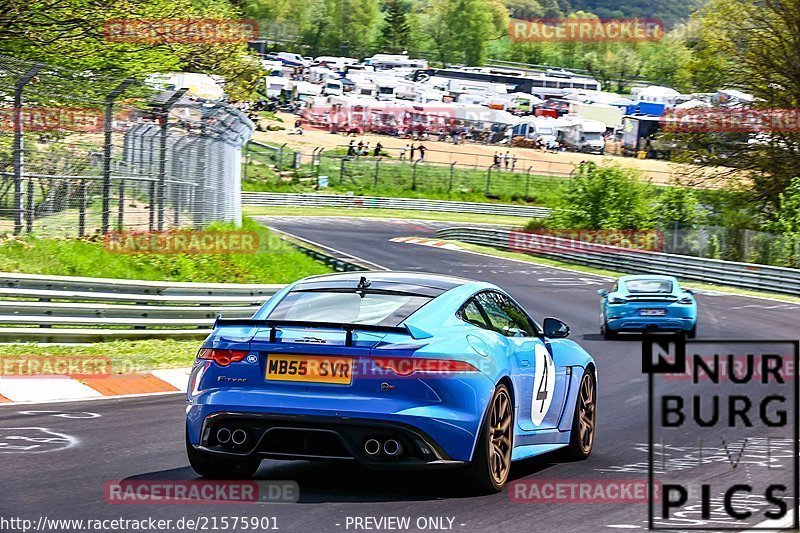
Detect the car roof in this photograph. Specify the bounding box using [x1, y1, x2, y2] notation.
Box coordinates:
[619, 275, 678, 283]
[294, 271, 473, 296]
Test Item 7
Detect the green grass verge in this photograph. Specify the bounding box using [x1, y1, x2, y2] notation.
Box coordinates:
[0, 218, 332, 283]
[0, 339, 198, 372]
[243, 148, 569, 208]
[449, 240, 800, 304]
[243, 205, 530, 226]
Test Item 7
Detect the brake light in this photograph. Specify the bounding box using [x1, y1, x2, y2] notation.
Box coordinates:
[609, 296, 627, 304]
[196, 348, 249, 367]
[372, 357, 479, 376]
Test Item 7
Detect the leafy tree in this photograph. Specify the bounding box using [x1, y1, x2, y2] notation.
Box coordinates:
[380, 0, 411, 53]
[418, 0, 507, 66]
[548, 162, 655, 230]
[671, 0, 800, 212]
[582, 45, 642, 93]
[654, 185, 703, 227]
[769, 177, 800, 235]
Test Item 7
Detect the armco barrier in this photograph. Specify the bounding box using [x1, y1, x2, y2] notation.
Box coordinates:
[0, 274, 280, 342]
[241, 192, 551, 218]
[0, 235, 368, 342]
[436, 226, 800, 296]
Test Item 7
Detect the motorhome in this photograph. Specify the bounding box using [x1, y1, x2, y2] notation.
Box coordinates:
[570, 101, 624, 130]
[375, 80, 397, 101]
[629, 86, 681, 108]
[322, 79, 344, 96]
[275, 52, 311, 68]
[557, 117, 606, 154]
[366, 54, 428, 70]
[413, 67, 601, 99]
[308, 66, 338, 84]
[146, 72, 225, 100]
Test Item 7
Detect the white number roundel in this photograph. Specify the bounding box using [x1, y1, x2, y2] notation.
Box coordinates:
[531, 344, 556, 426]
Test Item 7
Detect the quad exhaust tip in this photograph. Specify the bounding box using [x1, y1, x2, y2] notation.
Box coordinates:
[364, 438, 381, 456]
[216, 428, 232, 445]
[383, 439, 402, 456]
[231, 429, 248, 445]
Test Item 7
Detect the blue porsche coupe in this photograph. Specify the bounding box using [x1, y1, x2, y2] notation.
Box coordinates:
[186, 272, 598, 492]
[598, 274, 698, 339]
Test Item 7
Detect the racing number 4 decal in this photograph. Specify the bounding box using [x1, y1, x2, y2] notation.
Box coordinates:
[531, 344, 556, 426]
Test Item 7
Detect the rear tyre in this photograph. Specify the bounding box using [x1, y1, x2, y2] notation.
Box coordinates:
[687, 324, 697, 339]
[601, 323, 616, 340]
[562, 369, 597, 460]
[467, 383, 514, 493]
[185, 431, 260, 479]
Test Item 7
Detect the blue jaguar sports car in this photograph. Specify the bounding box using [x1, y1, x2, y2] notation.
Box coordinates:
[185, 272, 598, 492]
[598, 274, 697, 339]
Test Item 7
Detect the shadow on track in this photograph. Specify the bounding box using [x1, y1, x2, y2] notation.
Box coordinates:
[121, 454, 561, 503]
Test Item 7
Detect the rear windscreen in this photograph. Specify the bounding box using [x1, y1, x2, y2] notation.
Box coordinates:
[625, 280, 673, 293]
[267, 291, 432, 326]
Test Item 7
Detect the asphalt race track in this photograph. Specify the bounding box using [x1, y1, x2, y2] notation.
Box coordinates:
[1, 216, 798, 533]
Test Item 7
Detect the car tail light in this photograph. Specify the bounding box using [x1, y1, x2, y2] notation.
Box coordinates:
[197, 348, 249, 367]
[678, 297, 693, 304]
[609, 296, 627, 304]
[372, 357, 479, 376]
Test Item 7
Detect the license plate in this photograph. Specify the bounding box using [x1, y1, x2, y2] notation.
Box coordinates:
[265, 354, 353, 385]
[639, 309, 666, 316]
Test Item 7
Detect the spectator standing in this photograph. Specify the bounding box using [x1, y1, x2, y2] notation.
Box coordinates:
[418, 144, 426, 161]
[374, 142, 382, 157]
[504, 151, 510, 170]
[512, 154, 518, 171]
[399, 145, 408, 160]
[410, 144, 416, 160]
[493, 152, 501, 167]
[347, 140, 356, 157]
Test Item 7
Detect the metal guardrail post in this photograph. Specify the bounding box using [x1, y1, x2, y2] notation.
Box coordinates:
[101, 80, 134, 234]
[277, 143, 287, 173]
[339, 158, 346, 183]
[449, 162, 456, 191]
[78, 180, 88, 236]
[374, 159, 380, 188]
[13, 63, 43, 235]
[412, 160, 419, 190]
[485, 165, 493, 195]
[117, 177, 126, 230]
[156, 88, 187, 231]
[525, 166, 532, 198]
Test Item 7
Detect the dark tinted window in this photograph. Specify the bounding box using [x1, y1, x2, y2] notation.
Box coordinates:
[268, 291, 431, 326]
[459, 299, 488, 329]
[475, 291, 534, 337]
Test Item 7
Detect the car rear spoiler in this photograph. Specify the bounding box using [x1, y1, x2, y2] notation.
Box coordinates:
[213, 317, 412, 346]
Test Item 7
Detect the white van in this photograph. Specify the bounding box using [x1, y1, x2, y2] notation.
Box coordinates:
[322, 79, 344, 96]
[276, 52, 310, 68]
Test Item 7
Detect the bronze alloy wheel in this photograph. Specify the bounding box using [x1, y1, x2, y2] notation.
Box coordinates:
[577, 372, 596, 455]
[489, 388, 513, 485]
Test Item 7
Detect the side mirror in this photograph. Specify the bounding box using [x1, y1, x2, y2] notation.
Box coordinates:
[597, 289, 609, 297]
[684, 289, 694, 294]
[543, 317, 570, 339]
